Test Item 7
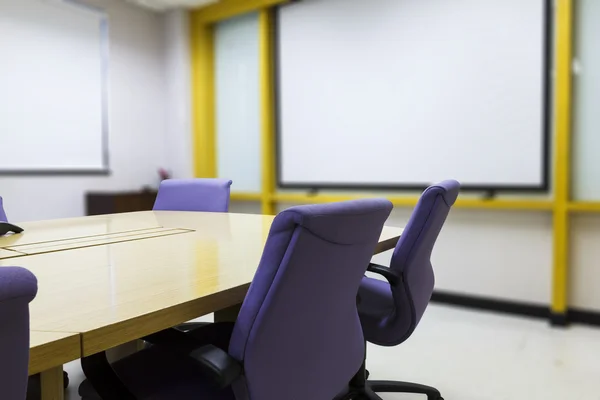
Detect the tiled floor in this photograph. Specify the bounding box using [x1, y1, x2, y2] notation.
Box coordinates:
[64, 305, 600, 399]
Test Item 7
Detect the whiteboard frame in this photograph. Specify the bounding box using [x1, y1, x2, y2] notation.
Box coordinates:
[0, 0, 110, 176]
[273, 0, 553, 193]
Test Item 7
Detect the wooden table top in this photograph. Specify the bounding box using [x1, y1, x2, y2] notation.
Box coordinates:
[29, 331, 80, 375]
[1, 211, 402, 356]
[0, 248, 24, 259]
[2, 227, 193, 257]
[0, 212, 163, 249]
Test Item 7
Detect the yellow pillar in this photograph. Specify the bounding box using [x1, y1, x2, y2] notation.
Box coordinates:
[190, 13, 216, 178]
[551, 0, 573, 325]
[259, 9, 276, 215]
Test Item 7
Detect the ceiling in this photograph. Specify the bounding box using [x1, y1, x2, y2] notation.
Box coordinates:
[125, 0, 219, 11]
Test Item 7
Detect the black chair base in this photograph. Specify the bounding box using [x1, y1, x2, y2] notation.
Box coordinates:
[335, 354, 443, 400]
[336, 379, 443, 400]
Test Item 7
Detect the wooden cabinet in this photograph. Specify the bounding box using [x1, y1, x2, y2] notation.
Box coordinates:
[85, 190, 158, 216]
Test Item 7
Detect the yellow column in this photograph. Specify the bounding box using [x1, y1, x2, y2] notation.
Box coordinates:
[551, 0, 573, 325]
[259, 9, 276, 215]
[190, 13, 216, 178]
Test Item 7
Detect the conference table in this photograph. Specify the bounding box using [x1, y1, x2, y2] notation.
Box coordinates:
[0, 211, 403, 400]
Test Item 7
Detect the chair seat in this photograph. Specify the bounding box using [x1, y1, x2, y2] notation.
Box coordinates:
[358, 276, 395, 318]
[79, 346, 235, 400]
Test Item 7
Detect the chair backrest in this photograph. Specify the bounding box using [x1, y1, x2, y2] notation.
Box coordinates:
[152, 178, 233, 212]
[366, 180, 459, 346]
[0, 196, 7, 222]
[0, 267, 38, 399]
[228, 199, 393, 400]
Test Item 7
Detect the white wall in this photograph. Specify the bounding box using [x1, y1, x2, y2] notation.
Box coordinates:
[0, 0, 170, 222]
[372, 209, 553, 306]
[164, 9, 193, 179]
[571, 216, 600, 309]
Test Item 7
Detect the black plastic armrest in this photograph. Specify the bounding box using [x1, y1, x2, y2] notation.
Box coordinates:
[189, 344, 242, 388]
[0, 222, 24, 236]
[367, 263, 402, 286]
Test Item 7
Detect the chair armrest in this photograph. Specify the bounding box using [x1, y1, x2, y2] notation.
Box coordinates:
[189, 345, 242, 388]
[0, 222, 24, 236]
[367, 263, 402, 286]
[0, 267, 37, 304]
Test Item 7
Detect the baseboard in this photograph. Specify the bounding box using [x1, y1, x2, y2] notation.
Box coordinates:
[430, 290, 549, 319]
[568, 308, 600, 326]
[549, 312, 568, 327]
[430, 290, 600, 328]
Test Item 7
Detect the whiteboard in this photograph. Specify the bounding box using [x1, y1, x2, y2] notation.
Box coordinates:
[0, 0, 109, 174]
[215, 13, 261, 192]
[276, 0, 550, 190]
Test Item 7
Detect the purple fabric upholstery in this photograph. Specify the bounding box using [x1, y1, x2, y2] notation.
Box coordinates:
[81, 199, 392, 400]
[0, 196, 7, 222]
[153, 179, 233, 212]
[358, 180, 460, 347]
[229, 199, 392, 400]
[0, 267, 38, 399]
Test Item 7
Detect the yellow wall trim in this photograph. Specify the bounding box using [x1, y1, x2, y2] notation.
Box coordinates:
[195, 0, 290, 24]
[273, 193, 554, 211]
[231, 192, 263, 202]
[190, 13, 216, 178]
[568, 202, 600, 213]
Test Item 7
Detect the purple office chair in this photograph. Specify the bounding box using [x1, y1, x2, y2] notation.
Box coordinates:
[153, 178, 233, 212]
[0, 266, 38, 399]
[0, 197, 24, 237]
[0, 196, 7, 222]
[1, 199, 66, 400]
[335, 180, 460, 400]
[152, 178, 233, 333]
[78, 199, 393, 400]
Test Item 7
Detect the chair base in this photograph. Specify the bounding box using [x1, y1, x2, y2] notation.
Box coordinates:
[335, 379, 443, 400]
[335, 348, 443, 400]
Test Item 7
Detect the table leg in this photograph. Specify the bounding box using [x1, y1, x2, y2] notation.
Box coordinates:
[214, 303, 242, 322]
[40, 366, 64, 400]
